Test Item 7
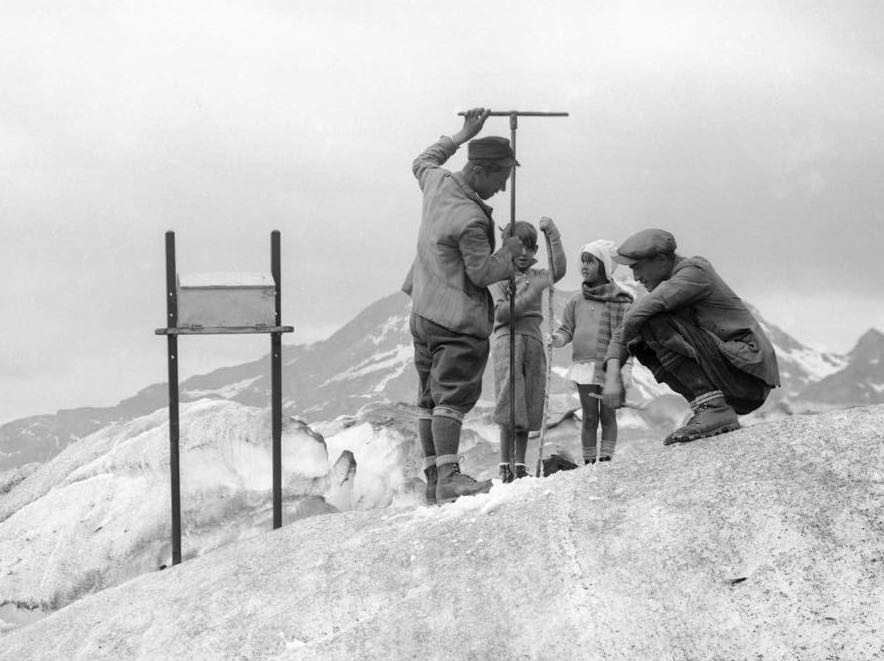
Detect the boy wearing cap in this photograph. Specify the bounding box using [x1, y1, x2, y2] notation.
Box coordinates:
[403, 107, 523, 504]
[490, 217, 566, 482]
[601, 228, 780, 444]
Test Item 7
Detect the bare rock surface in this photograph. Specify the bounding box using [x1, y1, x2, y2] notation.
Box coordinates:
[3, 405, 882, 660]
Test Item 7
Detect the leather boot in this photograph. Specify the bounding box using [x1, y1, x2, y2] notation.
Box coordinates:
[436, 462, 492, 505]
[514, 463, 531, 479]
[664, 391, 740, 445]
[424, 464, 438, 505]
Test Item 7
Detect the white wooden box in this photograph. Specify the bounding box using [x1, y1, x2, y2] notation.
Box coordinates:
[177, 272, 276, 328]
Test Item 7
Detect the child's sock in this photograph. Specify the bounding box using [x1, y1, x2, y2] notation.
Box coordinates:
[514, 430, 529, 464]
[600, 438, 616, 460]
[498, 427, 513, 464]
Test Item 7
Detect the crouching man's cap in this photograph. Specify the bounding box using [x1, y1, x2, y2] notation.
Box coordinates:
[468, 136, 520, 166]
[613, 228, 677, 265]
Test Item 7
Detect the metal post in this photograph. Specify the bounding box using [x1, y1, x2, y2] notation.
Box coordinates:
[508, 113, 518, 475]
[271, 230, 283, 529]
[164, 231, 182, 566]
[156, 232, 293, 561]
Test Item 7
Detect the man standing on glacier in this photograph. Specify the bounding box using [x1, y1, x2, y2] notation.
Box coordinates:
[601, 228, 780, 444]
[403, 107, 524, 505]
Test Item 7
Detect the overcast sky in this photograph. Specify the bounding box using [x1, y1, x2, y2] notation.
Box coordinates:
[2, 0, 882, 423]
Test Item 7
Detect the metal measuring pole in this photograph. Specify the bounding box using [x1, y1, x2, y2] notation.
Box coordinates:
[460, 110, 568, 476]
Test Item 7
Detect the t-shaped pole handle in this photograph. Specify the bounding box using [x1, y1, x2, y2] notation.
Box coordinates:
[456, 110, 569, 117]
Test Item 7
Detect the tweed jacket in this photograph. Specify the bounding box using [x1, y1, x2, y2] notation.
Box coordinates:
[402, 136, 515, 338]
[605, 256, 780, 387]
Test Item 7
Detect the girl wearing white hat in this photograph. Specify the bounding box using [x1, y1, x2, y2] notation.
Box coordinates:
[551, 240, 633, 463]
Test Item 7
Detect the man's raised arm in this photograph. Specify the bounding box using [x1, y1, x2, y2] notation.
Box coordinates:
[412, 108, 491, 188]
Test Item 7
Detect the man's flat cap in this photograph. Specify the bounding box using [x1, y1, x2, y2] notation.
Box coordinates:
[612, 228, 677, 265]
[467, 136, 520, 166]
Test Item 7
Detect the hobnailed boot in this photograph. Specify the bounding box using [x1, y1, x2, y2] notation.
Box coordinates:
[436, 462, 493, 505]
[514, 463, 531, 479]
[664, 391, 740, 445]
[499, 463, 515, 484]
[424, 464, 438, 505]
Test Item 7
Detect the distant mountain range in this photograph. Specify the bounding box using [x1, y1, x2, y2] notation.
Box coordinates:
[2, 289, 882, 474]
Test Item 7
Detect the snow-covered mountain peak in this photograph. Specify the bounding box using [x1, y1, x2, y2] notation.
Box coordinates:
[849, 327, 884, 361]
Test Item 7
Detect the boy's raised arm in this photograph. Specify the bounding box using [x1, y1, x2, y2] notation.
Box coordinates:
[539, 217, 567, 283]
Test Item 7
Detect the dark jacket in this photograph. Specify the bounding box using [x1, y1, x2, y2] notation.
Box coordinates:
[605, 256, 780, 387]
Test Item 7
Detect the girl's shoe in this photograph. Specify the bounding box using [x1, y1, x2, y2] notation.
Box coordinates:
[514, 463, 531, 479]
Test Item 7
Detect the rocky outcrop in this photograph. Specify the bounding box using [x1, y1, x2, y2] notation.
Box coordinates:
[0, 400, 346, 616]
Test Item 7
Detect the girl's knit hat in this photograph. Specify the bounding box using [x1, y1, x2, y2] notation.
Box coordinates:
[578, 239, 620, 283]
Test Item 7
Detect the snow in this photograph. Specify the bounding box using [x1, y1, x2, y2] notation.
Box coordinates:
[370, 349, 412, 394]
[322, 422, 422, 510]
[318, 344, 412, 388]
[177, 272, 274, 288]
[0, 400, 347, 626]
[779, 345, 847, 381]
[3, 404, 883, 659]
[184, 375, 262, 399]
[368, 313, 410, 346]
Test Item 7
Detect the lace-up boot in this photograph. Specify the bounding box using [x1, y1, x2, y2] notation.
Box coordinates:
[664, 391, 740, 445]
[436, 462, 492, 504]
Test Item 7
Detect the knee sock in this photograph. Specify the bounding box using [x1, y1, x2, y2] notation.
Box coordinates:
[499, 426, 512, 464]
[581, 411, 599, 463]
[418, 414, 435, 459]
[600, 438, 617, 458]
[432, 415, 462, 466]
[498, 427, 529, 464]
[515, 430, 529, 465]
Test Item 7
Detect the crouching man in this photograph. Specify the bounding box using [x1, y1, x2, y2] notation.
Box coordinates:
[601, 229, 780, 445]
